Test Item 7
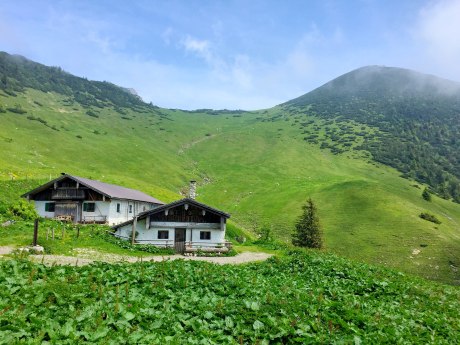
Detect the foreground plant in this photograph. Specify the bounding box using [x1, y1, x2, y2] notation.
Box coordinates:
[0, 251, 458, 344]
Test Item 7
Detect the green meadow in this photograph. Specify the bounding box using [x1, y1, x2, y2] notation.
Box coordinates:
[1, 88, 459, 284]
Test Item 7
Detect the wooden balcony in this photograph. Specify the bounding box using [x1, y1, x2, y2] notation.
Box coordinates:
[51, 188, 85, 200]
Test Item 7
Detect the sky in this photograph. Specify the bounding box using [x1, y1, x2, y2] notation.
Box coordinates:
[1, 0, 460, 110]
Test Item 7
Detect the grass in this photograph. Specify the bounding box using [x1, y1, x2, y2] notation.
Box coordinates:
[1, 88, 460, 284]
[0, 218, 168, 257]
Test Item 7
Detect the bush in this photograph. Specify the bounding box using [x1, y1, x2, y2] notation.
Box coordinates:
[7, 199, 38, 220]
[255, 224, 272, 242]
[86, 110, 99, 118]
[422, 188, 431, 201]
[7, 104, 27, 114]
[95, 229, 175, 255]
[419, 212, 441, 224]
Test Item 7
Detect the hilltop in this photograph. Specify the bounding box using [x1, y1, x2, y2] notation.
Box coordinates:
[0, 52, 459, 284]
[283, 65, 460, 202]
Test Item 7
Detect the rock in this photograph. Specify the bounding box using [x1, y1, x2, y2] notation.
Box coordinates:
[30, 245, 45, 254]
[1, 220, 15, 227]
[18, 245, 45, 254]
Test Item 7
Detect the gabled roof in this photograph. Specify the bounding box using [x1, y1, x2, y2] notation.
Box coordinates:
[22, 173, 164, 205]
[112, 198, 230, 229]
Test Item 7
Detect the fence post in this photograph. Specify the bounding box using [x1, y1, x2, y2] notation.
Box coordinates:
[33, 218, 39, 246]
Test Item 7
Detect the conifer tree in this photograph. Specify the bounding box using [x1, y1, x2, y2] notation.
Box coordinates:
[292, 198, 323, 248]
[422, 188, 431, 201]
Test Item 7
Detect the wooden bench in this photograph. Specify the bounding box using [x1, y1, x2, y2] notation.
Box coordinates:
[184, 246, 230, 254]
[54, 215, 73, 222]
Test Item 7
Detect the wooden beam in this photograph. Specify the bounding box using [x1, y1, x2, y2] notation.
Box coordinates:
[220, 217, 225, 232]
[131, 216, 137, 245]
[151, 221, 221, 229]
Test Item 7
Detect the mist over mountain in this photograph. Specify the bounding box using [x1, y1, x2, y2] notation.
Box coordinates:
[283, 65, 460, 202]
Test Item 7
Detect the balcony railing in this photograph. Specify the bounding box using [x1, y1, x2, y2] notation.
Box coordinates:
[51, 188, 85, 200]
[82, 215, 107, 224]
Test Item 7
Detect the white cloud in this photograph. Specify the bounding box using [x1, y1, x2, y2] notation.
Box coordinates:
[182, 36, 211, 58]
[415, 0, 460, 76]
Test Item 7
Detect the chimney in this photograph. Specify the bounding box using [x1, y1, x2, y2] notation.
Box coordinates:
[189, 180, 197, 199]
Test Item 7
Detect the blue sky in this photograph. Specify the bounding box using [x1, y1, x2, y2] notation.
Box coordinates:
[1, 0, 460, 110]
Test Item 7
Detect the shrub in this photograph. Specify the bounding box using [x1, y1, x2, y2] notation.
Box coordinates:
[422, 188, 431, 201]
[255, 224, 272, 243]
[7, 199, 38, 220]
[86, 110, 99, 118]
[419, 212, 441, 224]
[7, 104, 27, 114]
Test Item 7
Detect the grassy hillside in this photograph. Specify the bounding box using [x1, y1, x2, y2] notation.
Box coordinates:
[1, 86, 460, 284]
[283, 66, 460, 202]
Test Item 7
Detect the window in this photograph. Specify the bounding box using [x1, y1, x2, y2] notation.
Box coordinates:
[116, 203, 121, 213]
[200, 231, 211, 240]
[83, 202, 95, 212]
[45, 203, 55, 212]
[158, 230, 169, 239]
[129, 205, 133, 213]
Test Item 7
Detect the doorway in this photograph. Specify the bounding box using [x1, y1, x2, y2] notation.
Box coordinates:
[174, 228, 186, 253]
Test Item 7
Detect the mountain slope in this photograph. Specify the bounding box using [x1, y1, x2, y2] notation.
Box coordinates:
[0, 52, 145, 110]
[0, 55, 459, 284]
[282, 66, 460, 202]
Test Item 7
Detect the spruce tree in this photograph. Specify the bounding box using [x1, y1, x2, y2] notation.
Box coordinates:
[422, 188, 431, 201]
[292, 198, 323, 249]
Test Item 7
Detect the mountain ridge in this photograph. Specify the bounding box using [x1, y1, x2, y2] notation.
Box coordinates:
[282, 65, 460, 202]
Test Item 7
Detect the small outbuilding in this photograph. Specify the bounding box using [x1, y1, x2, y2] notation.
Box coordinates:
[112, 197, 230, 253]
[22, 173, 164, 225]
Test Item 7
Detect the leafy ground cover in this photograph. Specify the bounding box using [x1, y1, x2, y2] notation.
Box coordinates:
[0, 251, 459, 344]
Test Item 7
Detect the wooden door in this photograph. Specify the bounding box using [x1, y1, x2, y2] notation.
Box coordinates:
[55, 202, 79, 222]
[174, 228, 186, 253]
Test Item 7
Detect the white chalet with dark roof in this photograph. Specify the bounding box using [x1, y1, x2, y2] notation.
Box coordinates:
[22, 173, 164, 225]
[112, 197, 230, 253]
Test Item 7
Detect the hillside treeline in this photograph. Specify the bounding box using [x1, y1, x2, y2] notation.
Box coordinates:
[0, 52, 146, 110]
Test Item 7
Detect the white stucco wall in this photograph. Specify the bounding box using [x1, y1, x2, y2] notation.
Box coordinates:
[82, 201, 110, 223]
[108, 199, 158, 225]
[32, 199, 158, 225]
[189, 228, 225, 247]
[113, 219, 226, 249]
[34, 201, 55, 218]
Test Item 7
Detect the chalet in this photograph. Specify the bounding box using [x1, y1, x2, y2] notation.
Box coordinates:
[112, 197, 230, 253]
[22, 173, 164, 225]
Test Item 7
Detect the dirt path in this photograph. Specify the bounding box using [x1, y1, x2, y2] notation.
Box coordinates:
[0, 246, 14, 255]
[0, 247, 272, 266]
